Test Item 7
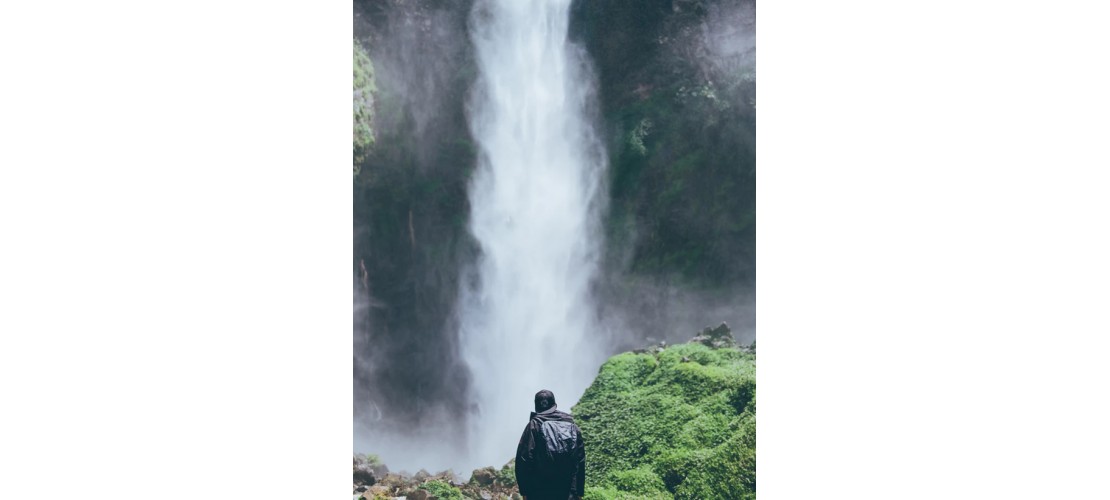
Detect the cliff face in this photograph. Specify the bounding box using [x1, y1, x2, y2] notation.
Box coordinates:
[570, 0, 757, 289]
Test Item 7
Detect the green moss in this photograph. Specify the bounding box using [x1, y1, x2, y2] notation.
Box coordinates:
[584, 486, 671, 500]
[573, 340, 755, 498]
[495, 460, 516, 487]
[353, 39, 377, 175]
[355, 453, 383, 467]
[608, 466, 667, 495]
[418, 479, 463, 500]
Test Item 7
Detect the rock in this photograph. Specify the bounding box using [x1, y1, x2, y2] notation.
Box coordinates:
[355, 485, 368, 493]
[354, 462, 377, 486]
[433, 469, 459, 485]
[691, 322, 736, 349]
[407, 489, 431, 500]
[366, 484, 391, 498]
[414, 469, 431, 482]
[372, 463, 390, 478]
[480, 490, 492, 500]
[470, 466, 496, 486]
[379, 473, 406, 491]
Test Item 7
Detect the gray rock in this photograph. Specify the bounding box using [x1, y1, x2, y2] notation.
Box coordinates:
[691, 322, 736, 349]
[354, 462, 377, 486]
[470, 466, 496, 486]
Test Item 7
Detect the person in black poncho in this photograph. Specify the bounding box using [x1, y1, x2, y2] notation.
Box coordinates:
[515, 390, 586, 500]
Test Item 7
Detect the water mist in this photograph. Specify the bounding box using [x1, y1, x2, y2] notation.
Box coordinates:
[460, 0, 608, 469]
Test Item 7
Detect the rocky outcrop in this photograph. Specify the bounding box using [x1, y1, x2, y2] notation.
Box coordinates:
[691, 322, 737, 349]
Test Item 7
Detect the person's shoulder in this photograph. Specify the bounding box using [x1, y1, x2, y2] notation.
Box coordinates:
[554, 410, 579, 424]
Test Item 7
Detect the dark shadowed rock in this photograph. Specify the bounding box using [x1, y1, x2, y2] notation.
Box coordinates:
[353, 461, 377, 486]
[407, 489, 431, 500]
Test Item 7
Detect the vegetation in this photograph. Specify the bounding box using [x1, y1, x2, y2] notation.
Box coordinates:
[353, 39, 377, 175]
[494, 460, 516, 487]
[418, 480, 464, 500]
[572, 340, 756, 499]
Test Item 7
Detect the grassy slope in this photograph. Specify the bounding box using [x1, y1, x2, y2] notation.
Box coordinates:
[572, 342, 755, 499]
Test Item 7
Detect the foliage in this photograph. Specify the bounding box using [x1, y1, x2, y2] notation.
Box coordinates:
[419, 479, 464, 500]
[355, 453, 383, 467]
[583, 486, 672, 500]
[495, 460, 516, 487]
[354, 39, 377, 175]
[572, 341, 755, 499]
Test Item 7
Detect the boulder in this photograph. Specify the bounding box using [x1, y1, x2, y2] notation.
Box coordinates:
[470, 466, 496, 486]
[690, 322, 735, 349]
[366, 484, 392, 499]
[353, 463, 377, 486]
[378, 473, 406, 491]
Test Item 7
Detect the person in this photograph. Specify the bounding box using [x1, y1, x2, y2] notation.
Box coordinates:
[515, 389, 586, 500]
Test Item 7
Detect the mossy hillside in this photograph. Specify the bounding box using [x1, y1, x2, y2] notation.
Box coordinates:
[573, 342, 755, 499]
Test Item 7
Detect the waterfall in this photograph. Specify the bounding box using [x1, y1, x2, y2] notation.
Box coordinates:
[460, 0, 607, 469]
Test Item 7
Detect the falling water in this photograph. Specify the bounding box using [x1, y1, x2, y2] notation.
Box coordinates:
[460, 0, 607, 469]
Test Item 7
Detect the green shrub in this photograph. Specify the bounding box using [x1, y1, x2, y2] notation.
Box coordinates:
[608, 466, 667, 495]
[495, 460, 516, 487]
[353, 39, 377, 174]
[418, 480, 463, 500]
[583, 486, 671, 500]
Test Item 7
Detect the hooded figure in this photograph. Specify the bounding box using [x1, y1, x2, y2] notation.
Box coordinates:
[515, 390, 586, 500]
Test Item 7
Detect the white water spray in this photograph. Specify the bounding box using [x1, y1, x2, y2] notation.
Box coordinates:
[460, 0, 607, 469]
